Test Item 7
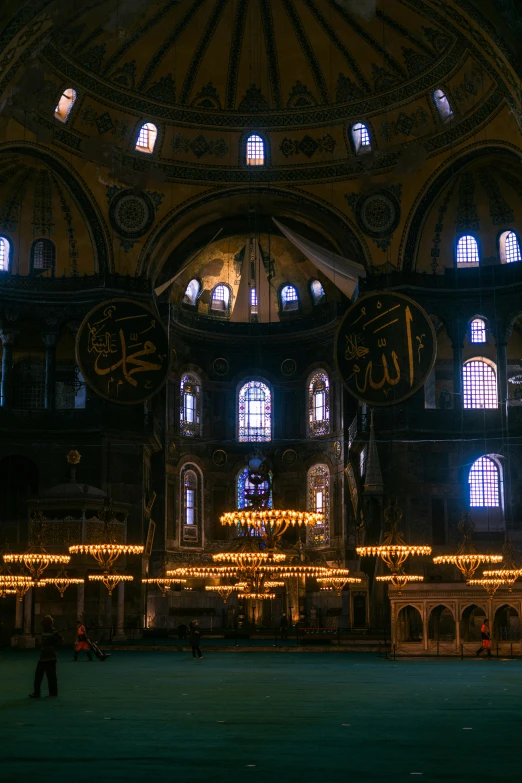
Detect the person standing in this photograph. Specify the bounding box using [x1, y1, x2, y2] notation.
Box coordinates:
[29, 615, 64, 698]
[72, 620, 93, 662]
[190, 620, 203, 659]
[476, 618, 492, 658]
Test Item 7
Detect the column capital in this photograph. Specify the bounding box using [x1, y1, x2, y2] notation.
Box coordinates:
[0, 328, 18, 346]
[41, 331, 59, 348]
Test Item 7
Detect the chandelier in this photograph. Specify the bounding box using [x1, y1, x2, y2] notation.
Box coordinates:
[69, 498, 144, 568]
[0, 574, 45, 601]
[482, 540, 522, 591]
[432, 513, 502, 578]
[3, 510, 70, 580]
[357, 502, 431, 578]
[142, 577, 187, 597]
[220, 509, 324, 549]
[376, 573, 424, 591]
[467, 577, 504, 598]
[88, 571, 133, 595]
[44, 566, 84, 598]
[317, 569, 362, 595]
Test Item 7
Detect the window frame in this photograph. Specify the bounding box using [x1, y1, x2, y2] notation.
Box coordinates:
[309, 279, 326, 305]
[308, 370, 330, 437]
[237, 379, 272, 443]
[432, 87, 454, 121]
[350, 121, 373, 155]
[180, 463, 203, 546]
[468, 455, 503, 509]
[237, 466, 273, 511]
[180, 372, 202, 438]
[209, 283, 231, 315]
[54, 87, 77, 123]
[469, 317, 487, 344]
[182, 278, 202, 307]
[307, 464, 330, 548]
[135, 122, 159, 154]
[30, 238, 56, 276]
[279, 283, 300, 313]
[498, 230, 521, 264]
[462, 357, 498, 410]
[455, 234, 480, 268]
[240, 131, 270, 167]
[0, 235, 12, 273]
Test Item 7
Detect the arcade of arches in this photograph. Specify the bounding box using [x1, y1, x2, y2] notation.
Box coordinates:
[1, 0, 522, 659]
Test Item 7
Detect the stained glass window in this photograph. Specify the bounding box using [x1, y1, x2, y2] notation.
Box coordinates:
[246, 134, 264, 166]
[0, 237, 9, 271]
[456, 235, 479, 266]
[211, 284, 230, 312]
[308, 371, 330, 436]
[180, 373, 201, 437]
[433, 88, 453, 119]
[54, 88, 76, 122]
[31, 239, 55, 274]
[238, 380, 272, 442]
[237, 467, 273, 510]
[469, 456, 501, 507]
[136, 122, 158, 153]
[281, 285, 299, 312]
[181, 465, 201, 543]
[310, 279, 325, 304]
[352, 122, 371, 152]
[470, 318, 486, 344]
[183, 279, 201, 305]
[463, 359, 498, 409]
[250, 287, 258, 314]
[307, 465, 330, 547]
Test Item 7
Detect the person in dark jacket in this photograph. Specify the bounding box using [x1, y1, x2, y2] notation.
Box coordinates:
[29, 615, 64, 698]
[190, 620, 203, 659]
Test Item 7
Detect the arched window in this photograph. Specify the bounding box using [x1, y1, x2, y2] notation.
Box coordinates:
[456, 235, 479, 266]
[308, 371, 330, 436]
[463, 358, 498, 409]
[180, 373, 201, 437]
[433, 88, 453, 119]
[280, 284, 299, 312]
[470, 318, 486, 344]
[136, 122, 158, 153]
[238, 380, 272, 442]
[30, 239, 55, 275]
[307, 465, 330, 547]
[469, 456, 501, 507]
[180, 464, 202, 544]
[183, 279, 201, 306]
[310, 279, 325, 305]
[54, 88, 77, 122]
[210, 283, 231, 313]
[250, 287, 258, 315]
[237, 467, 273, 510]
[352, 122, 371, 153]
[499, 230, 521, 264]
[0, 236, 10, 272]
[246, 134, 265, 166]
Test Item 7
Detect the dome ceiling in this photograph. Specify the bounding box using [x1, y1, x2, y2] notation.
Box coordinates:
[51, 0, 454, 117]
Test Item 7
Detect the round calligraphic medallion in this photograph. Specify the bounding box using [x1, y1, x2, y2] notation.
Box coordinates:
[76, 298, 169, 405]
[333, 441, 342, 459]
[355, 190, 400, 239]
[108, 189, 155, 240]
[213, 357, 229, 376]
[335, 292, 436, 406]
[212, 449, 227, 466]
[281, 358, 297, 376]
[282, 449, 298, 465]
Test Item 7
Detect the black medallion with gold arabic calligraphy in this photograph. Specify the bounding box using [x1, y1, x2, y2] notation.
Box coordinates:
[335, 292, 436, 406]
[76, 299, 169, 405]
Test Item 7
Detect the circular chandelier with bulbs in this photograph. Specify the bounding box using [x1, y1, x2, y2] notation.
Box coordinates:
[432, 513, 502, 579]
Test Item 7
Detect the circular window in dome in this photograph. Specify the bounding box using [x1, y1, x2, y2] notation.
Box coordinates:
[355, 190, 401, 239]
[109, 189, 155, 240]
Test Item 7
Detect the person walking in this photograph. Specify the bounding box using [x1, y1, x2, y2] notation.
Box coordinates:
[190, 620, 203, 659]
[72, 620, 93, 661]
[476, 618, 492, 658]
[29, 615, 64, 698]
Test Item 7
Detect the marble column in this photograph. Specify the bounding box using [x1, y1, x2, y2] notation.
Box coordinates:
[15, 595, 23, 629]
[23, 588, 32, 634]
[113, 581, 126, 641]
[76, 583, 85, 621]
[0, 328, 17, 408]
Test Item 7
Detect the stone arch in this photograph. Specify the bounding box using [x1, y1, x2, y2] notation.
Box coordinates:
[461, 603, 487, 642]
[428, 604, 456, 641]
[396, 604, 423, 642]
[494, 604, 520, 641]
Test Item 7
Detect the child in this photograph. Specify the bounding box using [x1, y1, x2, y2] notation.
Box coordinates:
[29, 615, 64, 698]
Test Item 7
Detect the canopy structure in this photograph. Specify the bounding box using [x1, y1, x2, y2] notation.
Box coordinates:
[230, 237, 279, 323]
[273, 219, 366, 299]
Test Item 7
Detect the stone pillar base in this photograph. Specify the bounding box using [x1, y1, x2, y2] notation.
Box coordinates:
[12, 634, 36, 648]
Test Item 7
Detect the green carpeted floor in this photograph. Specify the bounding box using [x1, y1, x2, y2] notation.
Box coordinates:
[0, 650, 520, 782]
